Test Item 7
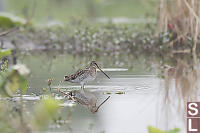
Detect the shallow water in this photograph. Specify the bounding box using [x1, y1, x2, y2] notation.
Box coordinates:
[12, 52, 186, 133]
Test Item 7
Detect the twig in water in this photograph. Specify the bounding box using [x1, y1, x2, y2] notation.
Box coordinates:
[0, 27, 19, 37]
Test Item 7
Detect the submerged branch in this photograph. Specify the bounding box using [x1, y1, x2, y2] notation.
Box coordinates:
[0, 27, 19, 37]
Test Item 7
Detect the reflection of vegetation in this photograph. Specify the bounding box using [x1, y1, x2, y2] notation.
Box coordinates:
[155, 1, 200, 128]
[162, 53, 200, 117]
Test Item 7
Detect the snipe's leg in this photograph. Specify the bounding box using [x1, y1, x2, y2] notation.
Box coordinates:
[48, 86, 51, 91]
[81, 83, 85, 90]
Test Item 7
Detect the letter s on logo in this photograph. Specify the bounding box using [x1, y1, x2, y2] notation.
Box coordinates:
[188, 103, 198, 116]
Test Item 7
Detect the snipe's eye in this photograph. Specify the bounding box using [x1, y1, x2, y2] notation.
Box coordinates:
[64, 76, 68, 79]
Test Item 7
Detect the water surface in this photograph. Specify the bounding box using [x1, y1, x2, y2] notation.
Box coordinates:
[13, 52, 186, 133]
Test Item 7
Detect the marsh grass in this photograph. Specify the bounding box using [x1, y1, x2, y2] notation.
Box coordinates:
[161, 52, 200, 127]
[157, 1, 200, 121]
[157, 0, 200, 52]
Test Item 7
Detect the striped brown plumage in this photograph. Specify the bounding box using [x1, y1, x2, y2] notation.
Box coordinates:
[64, 61, 110, 90]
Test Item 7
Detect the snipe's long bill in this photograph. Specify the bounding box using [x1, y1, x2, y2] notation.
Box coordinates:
[63, 61, 110, 89]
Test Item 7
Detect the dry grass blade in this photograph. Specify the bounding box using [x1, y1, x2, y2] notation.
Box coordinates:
[157, 0, 200, 52]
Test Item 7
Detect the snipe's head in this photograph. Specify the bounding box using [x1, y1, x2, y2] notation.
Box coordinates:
[89, 106, 99, 113]
[89, 61, 110, 79]
[90, 61, 98, 67]
[89, 96, 110, 113]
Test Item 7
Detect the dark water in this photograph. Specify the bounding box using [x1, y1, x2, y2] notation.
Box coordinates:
[12, 51, 186, 133]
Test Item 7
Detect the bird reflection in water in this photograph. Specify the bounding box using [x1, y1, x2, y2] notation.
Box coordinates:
[58, 88, 110, 113]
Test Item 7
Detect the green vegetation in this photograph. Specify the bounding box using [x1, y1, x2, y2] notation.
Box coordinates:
[0, 0, 198, 132]
[32, 97, 60, 130]
[0, 96, 60, 133]
[0, 49, 27, 96]
[157, 0, 200, 53]
[0, 49, 61, 133]
[0, 13, 26, 28]
[148, 126, 180, 133]
[0, 49, 11, 59]
[5, 0, 158, 23]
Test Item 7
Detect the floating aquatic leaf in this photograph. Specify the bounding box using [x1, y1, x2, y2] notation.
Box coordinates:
[115, 91, 125, 94]
[106, 92, 112, 94]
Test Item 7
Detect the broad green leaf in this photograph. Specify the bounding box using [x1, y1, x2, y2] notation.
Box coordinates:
[0, 12, 26, 28]
[148, 126, 180, 133]
[0, 69, 28, 97]
[5, 70, 20, 96]
[32, 97, 60, 130]
[0, 74, 9, 97]
[148, 126, 166, 133]
[0, 49, 11, 59]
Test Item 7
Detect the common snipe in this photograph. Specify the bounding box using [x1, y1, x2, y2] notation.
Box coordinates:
[64, 61, 110, 89]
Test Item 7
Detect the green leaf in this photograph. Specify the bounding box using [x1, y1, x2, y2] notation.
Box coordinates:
[0, 49, 11, 59]
[32, 97, 60, 130]
[0, 73, 9, 97]
[0, 69, 28, 97]
[0, 13, 25, 28]
[5, 70, 20, 96]
[18, 75, 28, 94]
[148, 126, 166, 133]
[148, 126, 180, 133]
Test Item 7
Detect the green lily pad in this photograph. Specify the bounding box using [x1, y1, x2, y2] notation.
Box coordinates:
[0, 12, 26, 28]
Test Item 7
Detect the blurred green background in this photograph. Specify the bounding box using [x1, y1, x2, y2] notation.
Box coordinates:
[1, 0, 158, 23]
